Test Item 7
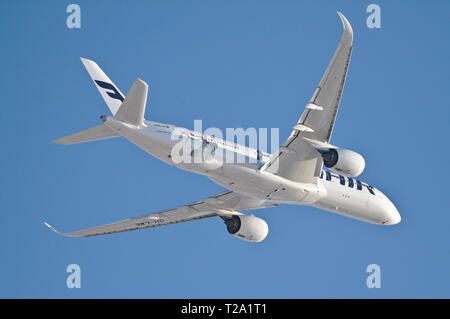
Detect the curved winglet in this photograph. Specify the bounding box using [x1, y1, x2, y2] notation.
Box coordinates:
[43, 222, 79, 237]
[337, 11, 353, 45]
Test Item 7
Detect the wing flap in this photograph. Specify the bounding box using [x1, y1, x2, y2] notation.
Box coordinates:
[262, 134, 322, 183]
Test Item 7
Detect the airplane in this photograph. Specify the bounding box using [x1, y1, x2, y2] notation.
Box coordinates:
[44, 12, 401, 243]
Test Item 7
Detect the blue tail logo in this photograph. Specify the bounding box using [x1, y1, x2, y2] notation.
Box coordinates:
[94, 80, 124, 102]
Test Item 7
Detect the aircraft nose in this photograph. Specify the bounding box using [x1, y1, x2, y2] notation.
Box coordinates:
[381, 200, 401, 225]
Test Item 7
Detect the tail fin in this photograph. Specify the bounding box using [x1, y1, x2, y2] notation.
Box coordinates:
[114, 78, 148, 126]
[54, 60, 148, 145]
[80, 57, 125, 115]
[52, 124, 119, 145]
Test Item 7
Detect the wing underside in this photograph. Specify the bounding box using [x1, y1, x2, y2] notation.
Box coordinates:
[299, 12, 353, 143]
[262, 12, 353, 184]
[44, 191, 276, 237]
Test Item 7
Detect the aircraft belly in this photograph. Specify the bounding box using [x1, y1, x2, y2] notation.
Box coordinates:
[106, 122, 170, 160]
[208, 164, 322, 202]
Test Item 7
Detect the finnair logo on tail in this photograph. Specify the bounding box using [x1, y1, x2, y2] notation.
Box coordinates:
[94, 80, 124, 102]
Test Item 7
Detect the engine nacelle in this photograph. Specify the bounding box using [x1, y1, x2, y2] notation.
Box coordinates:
[224, 215, 268, 243]
[320, 148, 365, 177]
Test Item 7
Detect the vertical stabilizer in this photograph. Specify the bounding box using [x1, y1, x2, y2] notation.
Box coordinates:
[80, 57, 125, 115]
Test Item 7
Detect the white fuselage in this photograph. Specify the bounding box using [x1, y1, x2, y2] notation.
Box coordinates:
[104, 118, 401, 226]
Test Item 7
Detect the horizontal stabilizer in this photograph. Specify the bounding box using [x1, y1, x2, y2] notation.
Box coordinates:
[52, 124, 119, 145]
[114, 78, 148, 126]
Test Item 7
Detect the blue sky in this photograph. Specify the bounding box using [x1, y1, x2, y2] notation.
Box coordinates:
[1, 0, 449, 298]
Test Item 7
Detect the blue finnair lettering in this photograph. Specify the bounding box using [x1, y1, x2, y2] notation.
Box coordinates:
[94, 80, 124, 102]
[320, 169, 375, 195]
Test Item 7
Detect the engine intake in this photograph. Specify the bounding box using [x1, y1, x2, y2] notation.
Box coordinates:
[320, 148, 365, 177]
[224, 215, 268, 243]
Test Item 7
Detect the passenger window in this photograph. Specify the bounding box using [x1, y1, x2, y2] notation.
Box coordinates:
[339, 175, 345, 185]
[326, 171, 331, 181]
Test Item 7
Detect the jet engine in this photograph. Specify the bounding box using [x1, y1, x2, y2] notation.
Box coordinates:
[319, 148, 365, 177]
[224, 214, 268, 243]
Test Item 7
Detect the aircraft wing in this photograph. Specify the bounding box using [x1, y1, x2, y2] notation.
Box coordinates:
[44, 191, 276, 237]
[261, 12, 353, 184]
